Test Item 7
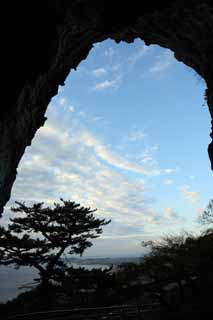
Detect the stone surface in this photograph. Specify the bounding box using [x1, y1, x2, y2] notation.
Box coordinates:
[1, 0, 213, 214]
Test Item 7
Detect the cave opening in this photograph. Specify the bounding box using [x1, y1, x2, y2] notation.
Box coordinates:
[6, 38, 212, 257]
[2, 1, 213, 312]
[1, 37, 212, 304]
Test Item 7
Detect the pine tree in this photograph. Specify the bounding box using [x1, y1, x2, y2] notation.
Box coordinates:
[0, 199, 110, 286]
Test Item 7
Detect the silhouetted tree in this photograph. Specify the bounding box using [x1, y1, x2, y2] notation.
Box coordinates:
[56, 266, 115, 295]
[141, 234, 200, 306]
[140, 230, 213, 309]
[0, 199, 110, 287]
[199, 199, 213, 226]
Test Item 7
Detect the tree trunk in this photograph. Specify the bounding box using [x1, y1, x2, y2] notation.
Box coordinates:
[37, 275, 54, 309]
[177, 279, 184, 303]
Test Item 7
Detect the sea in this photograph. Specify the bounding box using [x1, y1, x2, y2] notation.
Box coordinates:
[0, 263, 109, 303]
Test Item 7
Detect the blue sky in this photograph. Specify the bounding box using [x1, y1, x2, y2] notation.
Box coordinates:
[5, 39, 213, 257]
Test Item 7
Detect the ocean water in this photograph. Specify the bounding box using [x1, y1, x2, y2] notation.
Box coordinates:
[0, 266, 38, 303]
[0, 264, 109, 303]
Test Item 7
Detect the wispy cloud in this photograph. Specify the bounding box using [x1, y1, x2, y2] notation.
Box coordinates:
[128, 45, 149, 65]
[93, 43, 148, 91]
[149, 50, 173, 75]
[92, 68, 107, 77]
[94, 75, 122, 91]
[6, 95, 182, 247]
[80, 131, 150, 175]
[136, 146, 177, 176]
[104, 47, 114, 58]
[68, 105, 75, 112]
[196, 207, 204, 217]
[162, 207, 179, 221]
[180, 185, 200, 204]
[129, 129, 147, 141]
[94, 79, 116, 90]
[138, 145, 159, 165]
[58, 97, 67, 106]
[79, 111, 86, 118]
[91, 116, 104, 123]
[164, 168, 176, 174]
[163, 179, 174, 185]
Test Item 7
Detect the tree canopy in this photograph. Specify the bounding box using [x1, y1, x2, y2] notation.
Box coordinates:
[199, 199, 213, 226]
[141, 230, 213, 295]
[0, 199, 110, 286]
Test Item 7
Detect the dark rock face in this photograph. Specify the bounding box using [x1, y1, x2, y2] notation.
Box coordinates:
[1, 0, 213, 214]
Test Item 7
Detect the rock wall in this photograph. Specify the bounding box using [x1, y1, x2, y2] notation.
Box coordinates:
[1, 0, 213, 214]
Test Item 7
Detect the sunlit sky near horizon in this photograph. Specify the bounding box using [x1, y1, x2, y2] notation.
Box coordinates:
[4, 39, 213, 257]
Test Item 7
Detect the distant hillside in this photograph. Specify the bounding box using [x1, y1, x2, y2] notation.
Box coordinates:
[66, 256, 143, 266]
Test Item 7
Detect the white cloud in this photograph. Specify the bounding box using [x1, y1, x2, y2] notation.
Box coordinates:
[189, 175, 195, 180]
[95, 80, 115, 90]
[37, 123, 70, 148]
[94, 76, 122, 91]
[180, 185, 200, 204]
[80, 131, 151, 175]
[196, 207, 204, 217]
[128, 45, 149, 65]
[149, 50, 173, 75]
[139, 145, 158, 164]
[93, 44, 149, 91]
[104, 47, 114, 58]
[93, 68, 107, 77]
[164, 168, 176, 174]
[11, 98, 152, 213]
[140, 155, 153, 164]
[79, 111, 86, 118]
[162, 207, 178, 220]
[68, 105, 75, 112]
[163, 179, 174, 185]
[58, 97, 67, 106]
[5, 95, 184, 256]
[91, 116, 104, 123]
[129, 129, 146, 141]
[137, 146, 176, 177]
[111, 64, 121, 72]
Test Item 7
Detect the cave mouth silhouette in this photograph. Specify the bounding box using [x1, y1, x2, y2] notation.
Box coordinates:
[1, 1, 213, 214]
[8, 39, 210, 249]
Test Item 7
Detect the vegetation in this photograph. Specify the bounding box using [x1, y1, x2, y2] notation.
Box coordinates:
[138, 199, 213, 296]
[2, 199, 213, 318]
[199, 199, 213, 226]
[0, 199, 110, 287]
[139, 229, 213, 312]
